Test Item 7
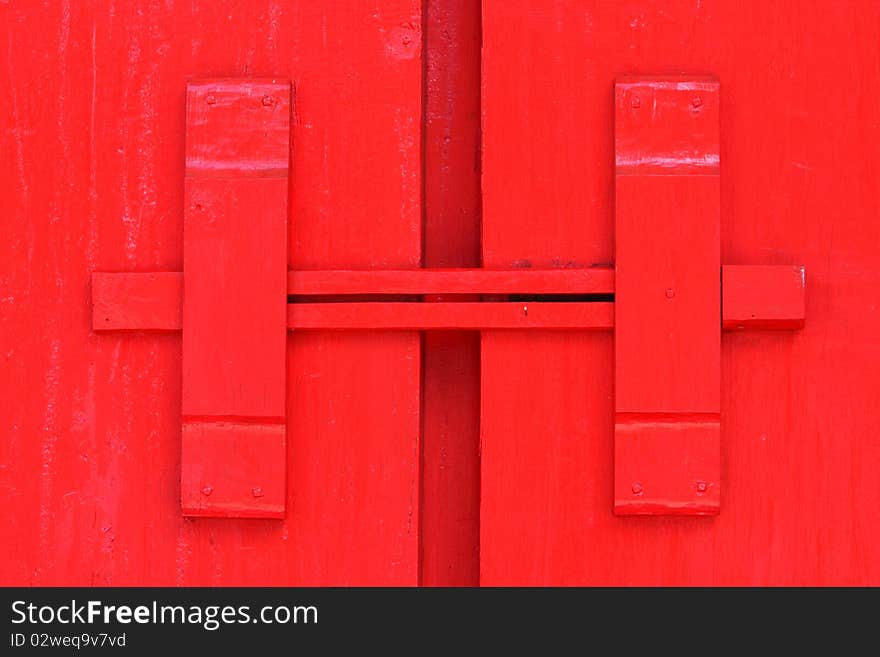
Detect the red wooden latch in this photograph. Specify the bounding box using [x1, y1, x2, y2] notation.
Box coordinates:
[615, 76, 722, 515]
[614, 76, 804, 515]
[91, 76, 805, 519]
[179, 80, 290, 518]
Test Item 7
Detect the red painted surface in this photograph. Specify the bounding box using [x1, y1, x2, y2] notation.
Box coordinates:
[92, 272, 182, 331]
[1, 0, 423, 586]
[723, 265, 806, 330]
[2, 0, 879, 587]
[180, 80, 289, 518]
[614, 77, 721, 515]
[180, 421, 285, 518]
[480, 0, 879, 585]
[94, 266, 803, 330]
[421, 0, 482, 587]
[288, 302, 614, 330]
[290, 267, 614, 295]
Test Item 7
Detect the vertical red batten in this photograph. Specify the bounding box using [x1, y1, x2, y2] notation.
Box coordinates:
[421, 0, 483, 586]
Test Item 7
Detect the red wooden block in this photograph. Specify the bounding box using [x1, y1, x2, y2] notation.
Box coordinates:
[182, 79, 290, 518]
[723, 265, 806, 329]
[614, 414, 720, 515]
[181, 421, 285, 518]
[614, 76, 721, 515]
[185, 79, 290, 177]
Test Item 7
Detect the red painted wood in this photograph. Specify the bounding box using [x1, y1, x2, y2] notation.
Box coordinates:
[3, 0, 879, 588]
[96, 267, 811, 332]
[723, 265, 805, 330]
[290, 268, 614, 295]
[0, 0, 423, 585]
[614, 77, 721, 515]
[179, 421, 285, 518]
[184, 79, 290, 177]
[91, 272, 182, 331]
[615, 75, 721, 174]
[480, 1, 879, 584]
[180, 80, 289, 518]
[614, 413, 720, 515]
[288, 302, 614, 330]
[284, 2, 423, 585]
[422, 0, 482, 585]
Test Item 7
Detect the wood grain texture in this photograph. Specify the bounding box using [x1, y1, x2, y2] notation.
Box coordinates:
[480, 0, 880, 585]
[0, 0, 422, 585]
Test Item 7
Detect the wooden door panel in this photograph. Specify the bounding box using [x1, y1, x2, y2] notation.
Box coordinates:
[480, 1, 880, 584]
[2, 0, 878, 588]
[0, 1, 422, 585]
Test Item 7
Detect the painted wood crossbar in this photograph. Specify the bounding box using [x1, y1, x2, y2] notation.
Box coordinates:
[92, 266, 803, 331]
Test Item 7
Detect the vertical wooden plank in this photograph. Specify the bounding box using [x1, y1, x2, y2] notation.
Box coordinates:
[283, 3, 424, 585]
[614, 77, 721, 515]
[180, 80, 289, 518]
[479, 1, 615, 585]
[421, 0, 482, 587]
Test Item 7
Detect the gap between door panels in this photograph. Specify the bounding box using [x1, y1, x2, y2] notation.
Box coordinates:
[419, 0, 482, 586]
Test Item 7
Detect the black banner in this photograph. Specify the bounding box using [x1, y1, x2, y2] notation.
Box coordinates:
[0, 587, 872, 651]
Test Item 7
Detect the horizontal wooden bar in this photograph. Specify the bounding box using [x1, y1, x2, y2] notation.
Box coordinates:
[287, 302, 614, 330]
[92, 265, 805, 332]
[722, 265, 805, 329]
[288, 267, 614, 295]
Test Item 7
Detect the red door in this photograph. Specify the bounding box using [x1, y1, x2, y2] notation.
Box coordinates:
[1, 0, 425, 586]
[2, 1, 879, 587]
[478, 1, 880, 585]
